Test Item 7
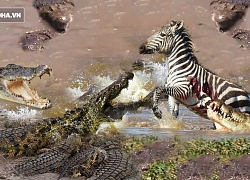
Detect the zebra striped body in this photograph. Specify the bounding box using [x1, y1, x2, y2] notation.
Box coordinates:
[139, 20, 250, 125]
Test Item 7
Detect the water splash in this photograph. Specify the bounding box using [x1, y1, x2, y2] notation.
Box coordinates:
[153, 102, 185, 129]
[66, 86, 85, 100]
[68, 73, 153, 103]
[149, 61, 168, 86]
[0, 106, 41, 122]
[66, 64, 184, 129]
[96, 121, 125, 135]
[115, 71, 151, 103]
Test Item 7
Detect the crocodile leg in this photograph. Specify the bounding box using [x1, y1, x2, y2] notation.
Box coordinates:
[88, 140, 137, 180]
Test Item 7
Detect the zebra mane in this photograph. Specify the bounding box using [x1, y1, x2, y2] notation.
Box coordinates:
[177, 27, 199, 64]
[179, 25, 244, 87]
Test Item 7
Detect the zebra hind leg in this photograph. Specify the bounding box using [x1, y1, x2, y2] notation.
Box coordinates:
[168, 96, 180, 118]
[153, 86, 164, 119]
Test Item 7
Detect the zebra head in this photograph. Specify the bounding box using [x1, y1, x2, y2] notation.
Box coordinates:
[139, 20, 184, 54]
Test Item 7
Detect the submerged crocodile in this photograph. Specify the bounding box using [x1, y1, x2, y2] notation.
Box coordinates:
[210, 0, 249, 31]
[33, 0, 74, 33]
[20, 30, 54, 51]
[20, 0, 74, 51]
[210, 0, 250, 49]
[230, 28, 250, 49]
[1, 71, 139, 179]
[0, 64, 52, 109]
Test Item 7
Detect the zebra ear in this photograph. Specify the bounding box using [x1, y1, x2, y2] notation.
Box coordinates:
[175, 20, 184, 30]
[169, 20, 184, 33]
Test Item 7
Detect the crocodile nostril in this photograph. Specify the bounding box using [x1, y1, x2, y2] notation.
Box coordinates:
[60, 29, 66, 34]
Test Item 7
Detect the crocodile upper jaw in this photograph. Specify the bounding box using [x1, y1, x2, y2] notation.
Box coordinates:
[207, 100, 250, 131]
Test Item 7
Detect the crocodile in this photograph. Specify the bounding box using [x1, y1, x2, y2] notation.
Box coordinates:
[207, 100, 250, 131]
[19, 30, 54, 51]
[1, 71, 140, 179]
[0, 64, 52, 109]
[14, 134, 83, 176]
[210, 0, 250, 48]
[33, 0, 75, 33]
[210, 0, 249, 31]
[188, 76, 250, 131]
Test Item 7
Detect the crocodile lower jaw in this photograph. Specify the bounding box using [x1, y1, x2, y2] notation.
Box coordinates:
[1, 79, 51, 109]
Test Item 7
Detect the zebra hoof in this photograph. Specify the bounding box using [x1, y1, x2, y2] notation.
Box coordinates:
[153, 107, 162, 119]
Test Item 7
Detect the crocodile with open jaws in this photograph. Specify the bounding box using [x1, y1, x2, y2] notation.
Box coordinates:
[207, 100, 250, 131]
[0, 64, 52, 109]
[0, 70, 140, 179]
[188, 76, 250, 131]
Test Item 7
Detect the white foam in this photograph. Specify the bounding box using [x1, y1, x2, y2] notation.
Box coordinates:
[66, 86, 85, 100]
[115, 71, 151, 103]
[1, 106, 41, 121]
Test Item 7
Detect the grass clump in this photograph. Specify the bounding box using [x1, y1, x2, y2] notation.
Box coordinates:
[134, 137, 250, 180]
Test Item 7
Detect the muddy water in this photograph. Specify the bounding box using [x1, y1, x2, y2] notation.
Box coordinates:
[1, 0, 250, 179]
[1, 1, 250, 139]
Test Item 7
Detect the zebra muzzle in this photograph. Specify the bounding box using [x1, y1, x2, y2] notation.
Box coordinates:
[139, 43, 154, 54]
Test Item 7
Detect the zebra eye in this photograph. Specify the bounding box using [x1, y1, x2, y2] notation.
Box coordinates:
[159, 32, 166, 37]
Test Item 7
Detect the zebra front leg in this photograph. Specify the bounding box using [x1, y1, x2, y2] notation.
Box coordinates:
[153, 84, 190, 119]
[154, 94, 180, 118]
[153, 86, 164, 119]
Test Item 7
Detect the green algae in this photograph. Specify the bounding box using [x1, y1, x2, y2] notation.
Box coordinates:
[124, 136, 250, 180]
[123, 135, 158, 153]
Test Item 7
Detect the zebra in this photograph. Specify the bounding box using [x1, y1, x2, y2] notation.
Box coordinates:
[138, 20, 250, 129]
